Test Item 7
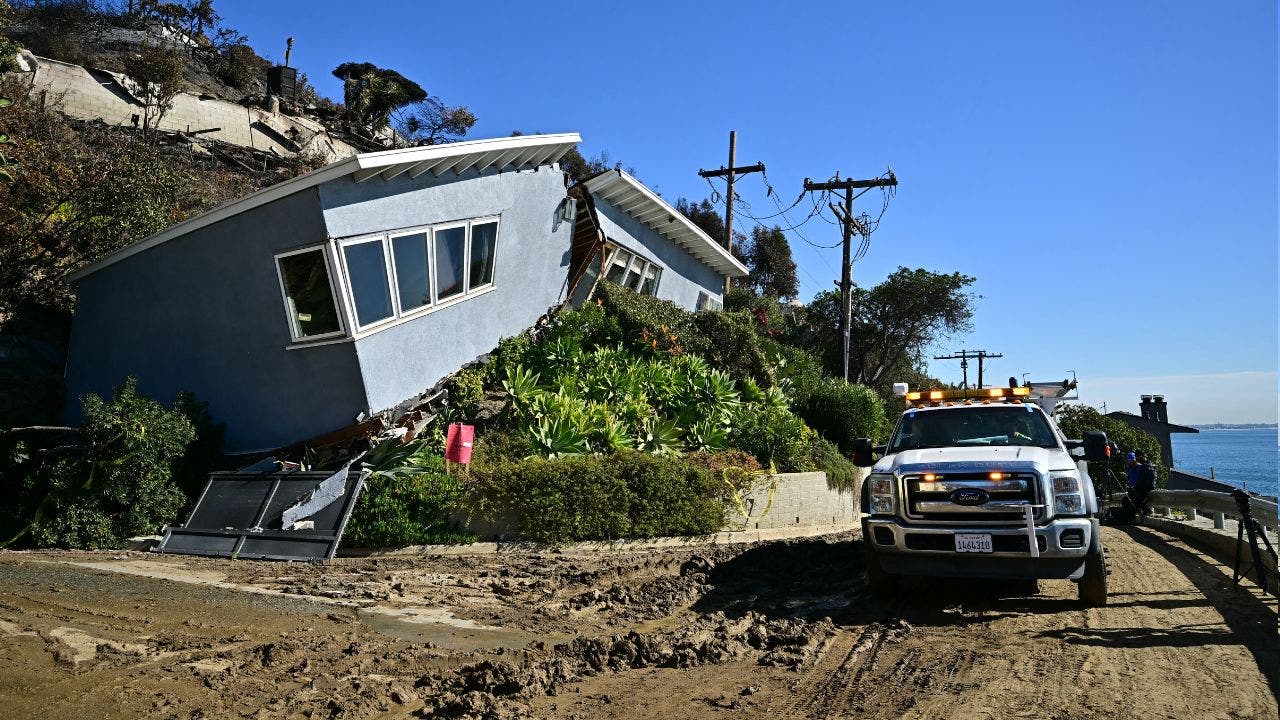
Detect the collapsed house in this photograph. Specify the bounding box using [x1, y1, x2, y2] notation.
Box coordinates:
[64, 133, 749, 453]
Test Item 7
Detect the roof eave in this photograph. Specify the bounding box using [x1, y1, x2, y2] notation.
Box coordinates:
[583, 170, 749, 279]
[69, 133, 582, 283]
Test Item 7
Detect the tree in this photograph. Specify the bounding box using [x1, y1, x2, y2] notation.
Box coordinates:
[740, 225, 798, 300]
[788, 267, 977, 395]
[184, 0, 217, 40]
[332, 61, 427, 133]
[396, 97, 475, 146]
[121, 42, 186, 135]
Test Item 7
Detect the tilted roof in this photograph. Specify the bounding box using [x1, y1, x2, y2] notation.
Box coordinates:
[582, 169, 749, 278]
[70, 133, 582, 281]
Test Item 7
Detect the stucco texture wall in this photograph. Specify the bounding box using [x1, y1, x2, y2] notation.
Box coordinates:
[317, 165, 575, 413]
[590, 198, 725, 310]
[64, 189, 367, 452]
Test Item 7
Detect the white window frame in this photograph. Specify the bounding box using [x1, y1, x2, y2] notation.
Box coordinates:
[431, 220, 470, 304]
[336, 233, 398, 333]
[467, 216, 501, 293]
[273, 244, 347, 343]
[602, 241, 662, 296]
[387, 227, 435, 320]
[287, 214, 504, 347]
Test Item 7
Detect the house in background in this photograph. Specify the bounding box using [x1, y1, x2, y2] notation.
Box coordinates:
[1106, 394, 1198, 471]
[64, 134, 747, 453]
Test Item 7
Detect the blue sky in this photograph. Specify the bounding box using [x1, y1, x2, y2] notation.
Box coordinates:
[218, 1, 1277, 423]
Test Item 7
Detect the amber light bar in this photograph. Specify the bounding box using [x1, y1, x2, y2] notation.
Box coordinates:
[905, 386, 1031, 403]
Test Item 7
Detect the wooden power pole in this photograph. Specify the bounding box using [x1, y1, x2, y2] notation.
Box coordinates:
[801, 172, 898, 382]
[933, 349, 1003, 391]
[698, 131, 764, 293]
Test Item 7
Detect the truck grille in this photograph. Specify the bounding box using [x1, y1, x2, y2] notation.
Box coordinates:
[903, 472, 1041, 525]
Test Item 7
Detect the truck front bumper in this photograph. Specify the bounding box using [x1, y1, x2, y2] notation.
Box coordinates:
[861, 516, 1099, 580]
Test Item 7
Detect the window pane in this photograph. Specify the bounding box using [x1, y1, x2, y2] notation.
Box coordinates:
[391, 233, 431, 312]
[469, 221, 498, 288]
[277, 250, 340, 339]
[640, 265, 661, 296]
[435, 226, 466, 300]
[342, 240, 393, 327]
[622, 258, 644, 290]
[604, 249, 631, 284]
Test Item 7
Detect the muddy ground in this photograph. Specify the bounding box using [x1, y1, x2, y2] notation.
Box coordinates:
[0, 525, 1274, 720]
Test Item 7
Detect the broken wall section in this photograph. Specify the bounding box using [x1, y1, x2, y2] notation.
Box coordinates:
[15, 53, 360, 162]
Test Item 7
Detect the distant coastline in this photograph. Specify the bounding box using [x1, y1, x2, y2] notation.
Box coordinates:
[1189, 424, 1278, 431]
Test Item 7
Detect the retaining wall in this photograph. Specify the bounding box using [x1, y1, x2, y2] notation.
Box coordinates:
[15, 52, 360, 162]
[457, 470, 867, 543]
[728, 471, 865, 532]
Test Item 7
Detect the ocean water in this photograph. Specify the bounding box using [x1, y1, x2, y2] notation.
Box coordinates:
[1170, 427, 1279, 495]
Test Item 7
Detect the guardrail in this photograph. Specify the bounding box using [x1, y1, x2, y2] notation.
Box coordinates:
[1107, 489, 1277, 532]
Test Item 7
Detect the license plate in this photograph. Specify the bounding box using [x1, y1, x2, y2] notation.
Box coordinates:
[955, 533, 993, 553]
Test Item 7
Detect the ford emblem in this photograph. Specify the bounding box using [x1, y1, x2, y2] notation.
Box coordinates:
[950, 488, 990, 506]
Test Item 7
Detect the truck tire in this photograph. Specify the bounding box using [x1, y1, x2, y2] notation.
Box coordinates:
[1078, 537, 1108, 607]
[864, 546, 897, 601]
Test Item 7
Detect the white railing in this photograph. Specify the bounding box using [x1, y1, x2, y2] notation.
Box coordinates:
[1107, 489, 1277, 532]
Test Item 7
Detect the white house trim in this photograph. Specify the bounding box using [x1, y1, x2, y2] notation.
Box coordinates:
[582, 170, 750, 278]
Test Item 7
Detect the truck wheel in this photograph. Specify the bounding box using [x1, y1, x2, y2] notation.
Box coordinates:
[1078, 542, 1108, 607]
[864, 546, 897, 601]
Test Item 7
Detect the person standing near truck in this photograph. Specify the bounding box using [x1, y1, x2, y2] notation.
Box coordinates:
[1128, 451, 1157, 517]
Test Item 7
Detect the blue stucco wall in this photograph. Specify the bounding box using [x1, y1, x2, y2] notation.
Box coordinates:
[317, 164, 574, 414]
[590, 197, 725, 310]
[64, 189, 368, 453]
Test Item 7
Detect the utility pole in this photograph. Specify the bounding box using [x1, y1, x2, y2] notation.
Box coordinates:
[934, 349, 1003, 392]
[698, 131, 764, 294]
[801, 172, 899, 382]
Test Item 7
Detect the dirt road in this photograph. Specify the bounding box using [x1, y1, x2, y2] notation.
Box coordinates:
[0, 525, 1274, 719]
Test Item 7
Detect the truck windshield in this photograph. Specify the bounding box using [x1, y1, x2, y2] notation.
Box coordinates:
[888, 406, 1060, 451]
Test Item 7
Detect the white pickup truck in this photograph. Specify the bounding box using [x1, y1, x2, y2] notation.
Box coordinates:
[852, 387, 1111, 606]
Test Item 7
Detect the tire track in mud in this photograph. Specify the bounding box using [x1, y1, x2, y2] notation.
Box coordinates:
[771, 613, 911, 720]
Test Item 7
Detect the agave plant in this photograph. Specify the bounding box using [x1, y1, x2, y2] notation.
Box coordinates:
[740, 377, 765, 404]
[530, 415, 590, 458]
[686, 419, 728, 452]
[502, 364, 541, 407]
[637, 416, 683, 455]
[592, 413, 635, 452]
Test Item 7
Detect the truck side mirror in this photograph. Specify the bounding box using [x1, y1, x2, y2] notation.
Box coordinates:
[1082, 431, 1110, 462]
[852, 438, 875, 467]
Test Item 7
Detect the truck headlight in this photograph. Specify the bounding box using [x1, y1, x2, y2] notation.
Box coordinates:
[1054, 494, 1084, 515]
[867, 473, 895, 515]
[1052, 476, 1080, 493]
[1050, 472, 1085, 516]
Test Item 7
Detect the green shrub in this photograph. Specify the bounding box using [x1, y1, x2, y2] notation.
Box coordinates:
[792, 377, 888, 453]
[345, 445, 474, 547]
[691, 310, 771, 384]
[2, 378, 194, 549]
[728, 404, 818, 473]
[464, 449, 728, 542]
[809, 436, 859, 491]
[446, 367, 485, 420]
